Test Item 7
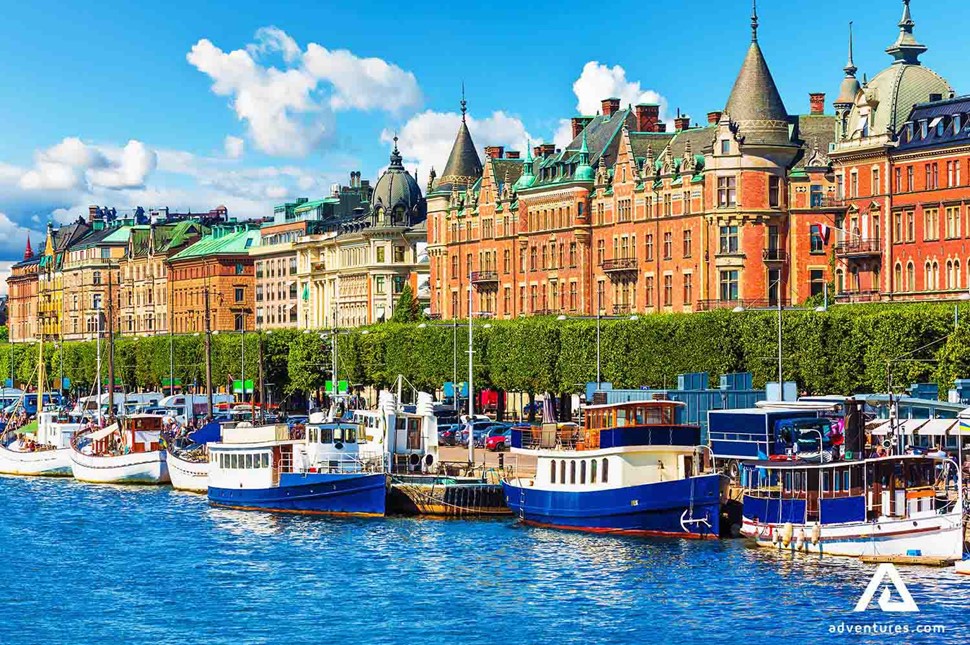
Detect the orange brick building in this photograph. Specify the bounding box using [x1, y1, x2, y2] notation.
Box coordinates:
[428, 6, 842, 319]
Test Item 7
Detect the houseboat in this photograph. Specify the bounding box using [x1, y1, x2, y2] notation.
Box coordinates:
[738, 400, 965, 559]
[70, 415, 170, 484]
[503, 400, 736, 539]
[354, 391, 510, 517]
[0, 411, 83, 477]
[207, 420, 386, 517]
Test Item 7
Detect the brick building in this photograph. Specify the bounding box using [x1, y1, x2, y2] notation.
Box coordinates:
[428, 6, 841, 319]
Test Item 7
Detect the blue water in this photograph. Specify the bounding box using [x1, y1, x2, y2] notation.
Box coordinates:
[1, 477, 967, 645]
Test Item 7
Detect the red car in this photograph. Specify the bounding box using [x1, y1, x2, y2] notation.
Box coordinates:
[485, 427, 512, 452]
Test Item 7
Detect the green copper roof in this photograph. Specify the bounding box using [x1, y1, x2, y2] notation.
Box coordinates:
[169, 227, 259, 261]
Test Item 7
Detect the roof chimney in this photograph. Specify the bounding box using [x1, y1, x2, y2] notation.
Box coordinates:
[635, 104, 660, 132]
[707, 110, 723, 125]
[485, 146, 505, 159]
[809, 93, 826, 115]
[601, 97, 620, 117]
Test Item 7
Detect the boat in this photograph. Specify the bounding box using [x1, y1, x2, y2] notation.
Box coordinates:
[0, 411, 83, 477]
[502, 400, 736, 539]
[207, 421, 386, 517]
[166, 420, 224, 493]
[354, 390, 511, 517]
[70, 414, 170, 484]
[738, 400, 965, 559]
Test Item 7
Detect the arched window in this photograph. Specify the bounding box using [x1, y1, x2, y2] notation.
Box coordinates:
[570, 460, 576, 484]
[580, 460, 587, 484]
[550, 459, 557, 484]
[601, 458, 609, 483]
[590, 458, 598, 484]
[894, 263, 902, 290]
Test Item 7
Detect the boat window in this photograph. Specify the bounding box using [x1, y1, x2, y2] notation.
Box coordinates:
[560, 460, 566, 484]
[570, 460, 576, 484]
[550, 460, 557, 484]
[261, 453, 270, 468]
[601, 458, 608, 483]
[580, 460, 587, 484]
[590, 458, 597, 483]
[245, 454, 253, 469]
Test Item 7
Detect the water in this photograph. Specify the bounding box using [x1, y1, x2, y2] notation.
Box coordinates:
[0, 477, 967, 645]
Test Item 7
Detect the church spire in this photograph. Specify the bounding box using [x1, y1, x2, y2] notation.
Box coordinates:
[886, 0, 927, 65]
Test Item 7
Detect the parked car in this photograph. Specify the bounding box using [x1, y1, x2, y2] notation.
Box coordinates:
[437, 424, 460, 446]
[485, 427, 513, 452]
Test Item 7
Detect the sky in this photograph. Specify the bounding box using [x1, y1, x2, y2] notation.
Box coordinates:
[1, 0, 969, 281]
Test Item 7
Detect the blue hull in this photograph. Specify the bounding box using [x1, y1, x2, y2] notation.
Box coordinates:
[502, 474, 724, 539]
[209, 472, 387, 517]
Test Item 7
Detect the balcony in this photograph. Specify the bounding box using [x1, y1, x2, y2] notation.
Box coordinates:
[696, 298, 792, 312]
[470, 271, 499, 286]
[835, 290, 881, 304]
[762, 248, 788, 263]
[601, 257, 638, 278]
[835, 239, 881, 258]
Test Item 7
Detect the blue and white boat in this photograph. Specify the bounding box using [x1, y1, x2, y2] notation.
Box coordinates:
[207, 418, 387, 517]
[503, 400, 735, 539]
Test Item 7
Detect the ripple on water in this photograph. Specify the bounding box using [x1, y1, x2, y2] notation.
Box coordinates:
[0, 476, 967, 645]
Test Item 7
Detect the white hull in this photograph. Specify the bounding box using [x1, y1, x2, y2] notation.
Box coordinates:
[741, 511, 964, 559]
[70, 448, 169, 484]
[0, 445, 73, 477]
[167, 452, 209, 493]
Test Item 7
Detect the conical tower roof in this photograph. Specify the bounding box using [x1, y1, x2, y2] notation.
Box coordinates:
[723, 1, 793, 147]
[434, 91, 483, 194]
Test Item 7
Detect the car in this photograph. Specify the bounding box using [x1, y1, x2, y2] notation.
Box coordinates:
[437, 424, 460, 446]
[485, 427, 513, 452]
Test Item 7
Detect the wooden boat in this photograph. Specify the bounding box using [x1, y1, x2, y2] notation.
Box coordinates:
[70, 415, 169, 484]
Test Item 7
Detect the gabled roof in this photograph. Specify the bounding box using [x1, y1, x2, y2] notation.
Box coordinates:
[169, 227, 259, 261]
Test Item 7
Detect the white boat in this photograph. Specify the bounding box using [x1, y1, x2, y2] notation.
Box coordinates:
[167, 447, 209, 493]
[70, 415, 169, 484]
[0, 411, 83, 477]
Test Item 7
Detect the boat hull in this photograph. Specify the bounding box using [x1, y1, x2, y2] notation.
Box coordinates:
[167, 452, 209, 493]
[741, 511, 965, 559]
[388, 475, 511, 516]
[208, 472, 387, 517]
[0, 445, 73, 477]
[70, 449, 170, 484]
[503, 474, 724, 539]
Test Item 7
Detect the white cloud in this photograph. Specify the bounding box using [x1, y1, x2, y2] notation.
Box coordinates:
[188, 27, 421, 158]
[224, 135, 245, 159]
[382, 110, 532, 184]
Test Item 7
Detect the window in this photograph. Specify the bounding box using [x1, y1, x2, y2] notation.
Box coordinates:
[719, 225, 739, 254]
[719, 270, 739, 302]
[809, 270, 825, 298]
[683, 273, 693, 306]
[663, 275, 673, 307]
[717, 176, 736, 208]
[683, 230, 693, 258]
[810, 224, 824, 253]
[769, 176, 781, 208]
[663, 232, 673, 260]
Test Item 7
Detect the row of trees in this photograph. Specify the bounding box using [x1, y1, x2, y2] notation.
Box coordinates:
[1, 302, 968, 402]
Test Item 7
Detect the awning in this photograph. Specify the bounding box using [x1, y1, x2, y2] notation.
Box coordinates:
[87, 424, 120, 441]
[917, 418, 957, 436]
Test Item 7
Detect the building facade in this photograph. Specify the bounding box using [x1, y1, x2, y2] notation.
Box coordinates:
[167, 226, 260, 334]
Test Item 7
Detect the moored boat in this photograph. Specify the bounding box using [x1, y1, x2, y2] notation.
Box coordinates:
[207, 421, 386, 517]
[70, 415, 170, 484]
[503, 400, 735, 539]
[0, 412, 82, 477]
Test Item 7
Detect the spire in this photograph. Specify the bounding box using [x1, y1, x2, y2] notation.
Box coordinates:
[24, 235, 33, 260]
[886, 0, 926, 64]
[751, 0, 759, 42]
[844, 20, 857, 77]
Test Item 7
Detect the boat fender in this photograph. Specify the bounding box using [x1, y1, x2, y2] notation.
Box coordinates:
[781, 522, 793, 548]
[796, 528, 805, 551]
[811, 523, 821, 546]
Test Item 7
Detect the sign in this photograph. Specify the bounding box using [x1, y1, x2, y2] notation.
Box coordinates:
[232, 379, 254, 394]
[853, 564, 919, 613]
[325, 380, 349, 394]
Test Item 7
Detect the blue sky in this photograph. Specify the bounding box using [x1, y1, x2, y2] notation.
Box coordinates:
[0, 0, 968, 269]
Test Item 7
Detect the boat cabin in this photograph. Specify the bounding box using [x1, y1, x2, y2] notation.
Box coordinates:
[741, 455, 957, 526]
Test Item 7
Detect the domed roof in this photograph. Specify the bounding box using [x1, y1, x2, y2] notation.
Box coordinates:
[372, 137, 423, 214]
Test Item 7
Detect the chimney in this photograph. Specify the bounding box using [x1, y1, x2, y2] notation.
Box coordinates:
[635, 104, 660, 132]
[707, 110, 723, 125]
[809, 93, 826, 115]
[485, 146, 505, 159]
[601, 97, 620, 117]
[505, 151, 521, 159]
[540, 143, 556, 157]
